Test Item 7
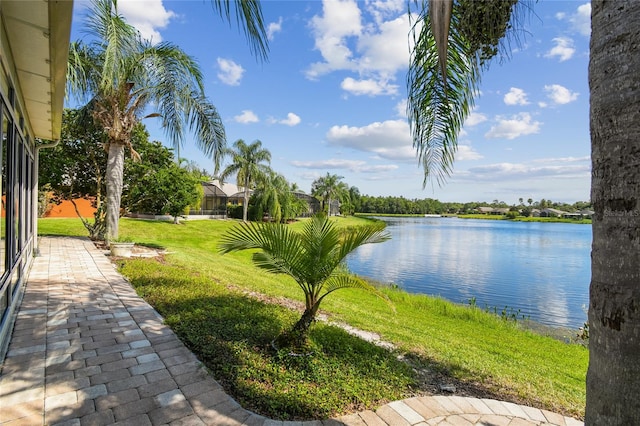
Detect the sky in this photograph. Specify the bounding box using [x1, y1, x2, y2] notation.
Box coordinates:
[69, 0, 592, 204]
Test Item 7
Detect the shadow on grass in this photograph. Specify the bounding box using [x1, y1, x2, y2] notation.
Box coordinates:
[121, 259, 509, 421]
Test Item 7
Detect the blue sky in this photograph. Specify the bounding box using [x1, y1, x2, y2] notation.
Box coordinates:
[70, 0, 591, 204]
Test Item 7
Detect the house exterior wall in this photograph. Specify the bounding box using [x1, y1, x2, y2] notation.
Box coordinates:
[0, 33, 37, 360]
[0, 0, 72, 360]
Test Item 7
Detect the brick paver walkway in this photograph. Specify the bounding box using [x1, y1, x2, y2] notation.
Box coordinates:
[0, 236, 584, 425]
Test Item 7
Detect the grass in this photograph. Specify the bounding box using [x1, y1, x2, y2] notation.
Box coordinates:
[457, 214, 592, 224]
[38, 216, 588, 420]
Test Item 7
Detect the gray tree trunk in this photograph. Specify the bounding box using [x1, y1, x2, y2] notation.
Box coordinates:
[105, 143, 125, 242]
[243, 188, 249, 222]
[586, 1, 640, 424]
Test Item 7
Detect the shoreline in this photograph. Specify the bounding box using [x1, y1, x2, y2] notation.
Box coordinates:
[356, 212, 592, 225]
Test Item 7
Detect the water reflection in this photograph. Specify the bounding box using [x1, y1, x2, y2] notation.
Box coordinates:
[347, 217, 591, 328]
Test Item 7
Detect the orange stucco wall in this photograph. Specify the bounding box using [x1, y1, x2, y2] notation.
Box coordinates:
[44, 198, 97, 218]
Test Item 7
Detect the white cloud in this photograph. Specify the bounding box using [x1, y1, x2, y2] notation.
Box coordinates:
[545, 37, 575, 62]
[557, 3, 591, 37]
[326, 119, 415, 161]
[503, 87, 530, 106]
[572, 3, 592, 37]
[456, 145, 483, 161]
[267, 17, 283, 40]
[355, 14, 412, 75]
[532, 156, 590, 164]
[276, 112, 302, 127]
[217, 58, 244, 86]
[395, 99, 407, 118]
[291, 158, 398, 173]
[341, 77, 398, 96]
[465, 111, 488, 126]
[118, 0, 175, 43]
[462, 159, 590, 182]
[544, 84, 579, 105]
[306, 0, 411, 91]
[306, 0, 362, 79]
[485, 113, 541, 140]
[234, 110, 259, 124]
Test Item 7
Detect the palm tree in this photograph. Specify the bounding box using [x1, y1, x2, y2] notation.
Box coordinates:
[219, 139, 271, 221]
[586, 2, 640, 424]
[311, 173, 348, 216]
[408, 0, 640, 422]
[219, 214, 391, 347]
[253, 170, 306, 223]
[67, 0, 227, 241]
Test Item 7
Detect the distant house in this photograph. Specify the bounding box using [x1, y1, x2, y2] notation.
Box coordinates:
[563, 209, 595, 220]
[540, 208, 567, 217]
[293, 192, 321, 217]
[491, 208, 510, 215]
[187, 182, 321, 219]
[186, 180, 246, 218]
[476, 206, 509, 215]
[531, 209, 541, 217]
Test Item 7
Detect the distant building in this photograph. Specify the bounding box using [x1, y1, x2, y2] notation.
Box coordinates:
[540, 208, 567, 217]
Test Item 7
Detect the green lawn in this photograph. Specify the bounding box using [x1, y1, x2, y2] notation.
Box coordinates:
[38, 217, 588, 420]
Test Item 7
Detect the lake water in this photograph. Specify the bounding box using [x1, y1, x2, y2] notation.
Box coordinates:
[346, 217, 591, 329]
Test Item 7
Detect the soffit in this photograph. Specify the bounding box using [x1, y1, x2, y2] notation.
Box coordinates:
[1, 0, 73, 140]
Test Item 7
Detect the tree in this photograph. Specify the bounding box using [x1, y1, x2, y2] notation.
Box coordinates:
[586, 2, 640, 424]
[219, 214, 391, 348]
[252, 170, 306, 223]
[408, 0, 640, 422]
[311, 173, 348, 216]
[39, 108, 112, 240]
[122, 136, 201, 223]
[219, 139, 271, 222]
[527, 198, 533, 206]
[131, 165, 201, 223]
[66, 0, 267, 241]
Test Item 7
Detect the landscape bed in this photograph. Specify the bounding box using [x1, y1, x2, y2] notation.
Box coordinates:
[38, 217, 588, 420]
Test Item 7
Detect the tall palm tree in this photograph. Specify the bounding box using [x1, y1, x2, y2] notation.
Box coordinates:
[219, 214, 391, 348]
[219, 139, 271, 221]
[586, 2, 640, 424]
[311, 173, 348, 216]
[67, 0, 227, 241]
[408, 0, 640, 422]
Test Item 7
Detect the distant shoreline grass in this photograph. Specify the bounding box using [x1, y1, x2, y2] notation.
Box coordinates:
[38, 217, 588, 420]
[357, 212, 592, 224]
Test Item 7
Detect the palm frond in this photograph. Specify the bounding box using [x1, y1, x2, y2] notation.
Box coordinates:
[183, 93, 226, 173]
[209, 0, 269, 62]
[428, 0, 453, 86]
[337, 224, 391, 263]
[86, 0, 139, 95]
[67, 42, 101, 104]
[407, 6, 479, 186]
[320, 270, 393, 311]
[218, 221, 306, 280]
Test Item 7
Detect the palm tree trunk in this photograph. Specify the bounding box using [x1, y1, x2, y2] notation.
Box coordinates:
[243, 188, 249, 222]
[274, 303, 320, 349]
[105, 143, 125, 241]
[586, 2, 640, 424]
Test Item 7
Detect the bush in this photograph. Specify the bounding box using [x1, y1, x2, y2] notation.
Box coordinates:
[227, 204, 243, 219]
[506, 211, 519, 219]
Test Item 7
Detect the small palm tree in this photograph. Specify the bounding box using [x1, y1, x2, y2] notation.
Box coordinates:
[219, 139, 271, 221]
[219, 214, 391, 348]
